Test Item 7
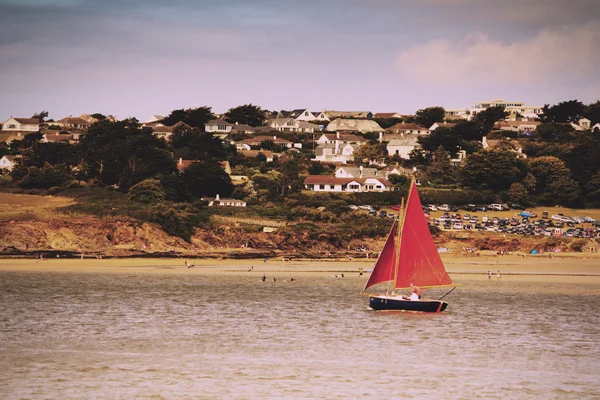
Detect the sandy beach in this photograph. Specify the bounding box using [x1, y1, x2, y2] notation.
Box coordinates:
[2, 253, 600, 285]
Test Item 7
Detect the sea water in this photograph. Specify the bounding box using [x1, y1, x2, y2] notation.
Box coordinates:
[1, 269, 599, 399]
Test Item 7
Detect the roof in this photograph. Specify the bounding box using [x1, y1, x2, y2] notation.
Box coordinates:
[388, 138, 421, 147]
[206, 119, 235, 126]
[13, 118, 40, 125]
[288, 109, 309, 119]
[326, 119, 383, 133]
[387, 123, 428, 132]
[57, 116, 91, 125]
[320, 133, 365, 142]
[374, 113, 401, 118]
[2, 155, 22, 162]
[239, 135, 292, 144]
[238, 149, 275, 158]
[324, 111, 372, 119]
[152, 125, 174, 133]
[485, 139, 522, 151]
[303, 176, 392, 186]
[337, 166, 380, 177]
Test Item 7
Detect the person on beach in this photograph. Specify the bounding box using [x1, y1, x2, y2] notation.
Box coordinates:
[261, 274, 266, 282]
[487, 271, 492, 280]
[497, 270, 501, 279]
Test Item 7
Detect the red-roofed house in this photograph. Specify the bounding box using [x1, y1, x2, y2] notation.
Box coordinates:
[374, 112, 402, 119]
[55, 116, 91, 130]
[386, 123, 429, 135]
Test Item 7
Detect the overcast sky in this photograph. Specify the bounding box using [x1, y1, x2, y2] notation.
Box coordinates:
[1, 0, 599, 121]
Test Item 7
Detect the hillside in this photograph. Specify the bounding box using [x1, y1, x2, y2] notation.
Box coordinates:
[0, 192, 597, 259]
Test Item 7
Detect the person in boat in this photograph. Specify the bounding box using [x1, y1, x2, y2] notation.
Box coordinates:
[409, 285, 422, 301]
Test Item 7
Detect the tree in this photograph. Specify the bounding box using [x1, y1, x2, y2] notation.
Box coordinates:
[584, 100, 600, 126]
[541, 100, 585, 123]
[460, 150, 527, 191]
[170, 125, 229, 161]
[224, 104, 265, 127]
[31, 110, 49, 122]
[508, 182, 530, 206]
[585, 171, 600, 206]
[79, 119, 177, 190]
[18, 163, 69, 189]
[415, 106, 445, 128]
[418, 127, 462, 156]
[474, 106, 508, 135]
[547, 176, 582, 207]
[161, 106, 215, 128]
[181, 160, 234, 198]
[425, 146, 457, 185]
[352, 142, 385, 162]
[528, 156, 571, 195]
[308, 161, 326, 175]
[127, 179, 167, 203]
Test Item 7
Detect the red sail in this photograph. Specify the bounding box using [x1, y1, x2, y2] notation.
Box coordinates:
[395, 182, 453, 289]
[363, 221, 397, 291]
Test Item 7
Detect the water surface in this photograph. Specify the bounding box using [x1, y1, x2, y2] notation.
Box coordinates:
[1, 269, 599, 399]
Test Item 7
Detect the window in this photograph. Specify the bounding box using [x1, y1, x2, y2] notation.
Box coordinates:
[304, 112, 309, 116]
[319, 184, 325, 190]
[349, 184, 359, 190]
[218, 125, 227, 130]
[330, 185, 335, 189]
[8, 124, 16, 129]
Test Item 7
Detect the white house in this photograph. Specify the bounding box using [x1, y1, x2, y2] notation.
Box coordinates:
[378, 164, 410, 179]
[335, 165, 381, 178]
[374, 112, 402, 119]
[303, 176, 392, 192]
[269, 118, 319, 133]
[0, 155, 22, 171]
[2, 117, 39, 132]
[206, 194, 247, 207]
[323, 110, 373, 119]
[429, 122, 457, 131]
[316, 132, 366, 145]
[482, 136, 526, 158]
[313, 142, 361, 164]
[592, 123, 600, 132]
[494, 121, 541, 132]
[205, 119, 235, 133]
[386, 135, 421, 159]
[386, 123, 429, 135]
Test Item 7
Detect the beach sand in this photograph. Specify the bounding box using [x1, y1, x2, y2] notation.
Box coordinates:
[1, 253, 600, 285]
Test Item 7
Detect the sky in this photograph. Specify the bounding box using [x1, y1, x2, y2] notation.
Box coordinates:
[1, 0, 599, 121]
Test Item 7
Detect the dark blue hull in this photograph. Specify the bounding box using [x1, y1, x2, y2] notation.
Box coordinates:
[369, 296, 448, 312]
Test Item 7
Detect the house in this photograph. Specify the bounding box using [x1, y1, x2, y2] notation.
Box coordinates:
[450, 150, 467, 166]
[313, 142, 361, 164]
[0, 131, 28, 144]
[326, 119, 382, 133]
[482, 136, 526, 158]
[378, 164, 411, 179]
[374, 112, 402, 119]
[335, 165, 381, 178]
[386, 123, 429, 135]
[323, 110, 373, 119]
[311, 111, 330, 121]
[571, 118, 591, 131]
[269, 118, 319, 133]
[385, 135, 421, 159]
[444, 108, 470, 120]
[238, 149, 275, 162]
[316, 132, 366, 145]
[303, 176, 392, 192]
[42, 130, 73, 144]
[144, 115, 164, 124]
[277, 109, 318, 121]
[592, 123, 600, 132]
[494, 121, 541, 133]
[175, 158, 232, 174]
[55, 116, 91, 131]
[206, 194, 247, 207]
[1, 117, 40, 132]
[429, 122, 457, 131]
[151, 125, 174, 140]
[205, 119, 235, 133]
[0, 155, 22, 171]
[236, 135, 295, 150]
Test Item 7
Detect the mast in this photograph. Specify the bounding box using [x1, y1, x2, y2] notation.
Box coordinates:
[390, 197, 405, 295]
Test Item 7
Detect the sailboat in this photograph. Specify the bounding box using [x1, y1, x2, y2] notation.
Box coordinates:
[362, 180, 455, 312]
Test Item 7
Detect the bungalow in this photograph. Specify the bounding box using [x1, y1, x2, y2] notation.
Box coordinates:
[311, 111, 330, 121]
[592, 123, 600, 132]
[386, 135, 421, 159]
[55, 116, 91, 130]
[378, 164, 411, 179]
[0, 155, 22, 171]
[326, 119, 383, 133]
[277, 109, 317, 121]
[571, 118, 591, 131]
[386, 123, 429, 135]
[236, 135, 295, 150]
[176, 158, 232, 173]
[1, 117, 39, 132]
[152, 125, 174, 140]
[429, 122, 457, 131]
[316, 132, 366, 145]
[205, 119, 235, 133]
[238, 149, 275, 162]
[42, 131, 73, 144]
[269, 118, 319, 133]
[313, 142, 361, 164]
[482, 136, 526, 158]
[335, 165, 381, 178]
[374, 112, 402, 119]
[323, 110, 373, 119]
[494, 121, 541, 133]
[303, 176, 392, 192]
[206, 194, 247, 207]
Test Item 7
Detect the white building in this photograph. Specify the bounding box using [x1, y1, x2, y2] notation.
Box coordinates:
[303, 176, 392, 192]
[1, 117, 40, 132]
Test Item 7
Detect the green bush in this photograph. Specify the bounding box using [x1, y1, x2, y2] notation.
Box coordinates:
[569, 239, 587, 252]
[128, 179, 167, 204]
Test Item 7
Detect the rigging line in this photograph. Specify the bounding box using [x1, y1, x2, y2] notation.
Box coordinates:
[438, 286, 457, 300]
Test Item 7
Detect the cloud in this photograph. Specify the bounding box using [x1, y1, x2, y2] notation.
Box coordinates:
[395, 23, 600, 89]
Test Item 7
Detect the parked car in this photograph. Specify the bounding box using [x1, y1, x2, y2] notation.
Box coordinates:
[359, 205, 373, 211]
[391, 205, 401, 211]
[489, 203, 503, 211]
[542, 211, 549, 219]
[349, 205, 359, 210]
[379, 210, 387, 218]
[438, 204, 450, 211]
[509, 203, 525, 210]
[475, 205, 487, 212]
[464, 204, 477, 212]
[426, 204, 437, 211]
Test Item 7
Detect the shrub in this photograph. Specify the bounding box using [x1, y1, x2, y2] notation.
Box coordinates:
[48, 186, 61, 195]
[128, 179, 167, 204]
[569, 239, 587, 252]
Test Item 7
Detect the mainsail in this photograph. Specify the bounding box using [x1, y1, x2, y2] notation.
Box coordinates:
[363, 181, 453, 292]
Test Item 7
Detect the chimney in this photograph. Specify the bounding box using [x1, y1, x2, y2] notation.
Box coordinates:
[216, 194, 220, 200]
[273, 135, 277, 140]
[378, 132, 382, 142]
[336, 132, 340, 139]
[359, 165, 363, 177]
[178, 157, 182, 164]
[482, 136, 487, 146]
